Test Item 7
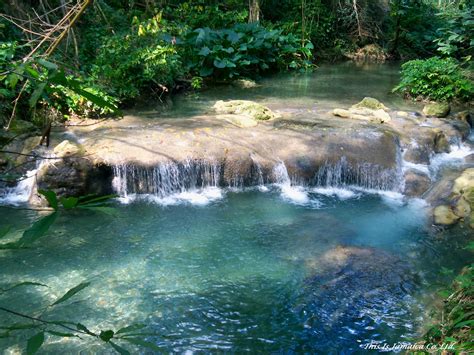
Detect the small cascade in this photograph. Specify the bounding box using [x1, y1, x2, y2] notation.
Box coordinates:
[272, 161, 310, 204]
[0, 168, 38, 205]
[250, 155, 268, 192]
[112, 160, 221, 197]
[314, 156, 402, 191]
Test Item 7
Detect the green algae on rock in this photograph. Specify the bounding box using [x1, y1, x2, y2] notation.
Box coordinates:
[213, 100, 279, 121]
[422, 102, 450, 118]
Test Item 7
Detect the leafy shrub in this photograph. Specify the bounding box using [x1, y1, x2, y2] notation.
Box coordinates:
[434, 5, 473, 58]
[183, 23, 313, 80]
[393, 57, 473, 102]
[92, 14, 184, 101]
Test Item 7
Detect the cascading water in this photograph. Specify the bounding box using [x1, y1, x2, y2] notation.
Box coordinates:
[112, 160, 222, 205]
[0, 168, 38, 205]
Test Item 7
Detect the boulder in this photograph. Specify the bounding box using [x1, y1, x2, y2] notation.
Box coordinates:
[8, 119, 38, 135]
[213, 100, 278, 121]
[233, 79, 258, 89]
[332, 98, 391, 123]
[352, 97, 389, 111]
[433, 130, 450, 154]
[53, 140, 83, 158]
[452, 168, 474, 195]
[453, 196, 471, 218]
[423, 102, 450, 118]
[332, 108, 351, 118]
[404, 170, 431, 197]
[453, 111, 472, 127]
[433, 205, 460, 225]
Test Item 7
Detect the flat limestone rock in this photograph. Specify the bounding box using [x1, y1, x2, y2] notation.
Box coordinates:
[217, 114, 258, 128]
[433, 205, 460, 225]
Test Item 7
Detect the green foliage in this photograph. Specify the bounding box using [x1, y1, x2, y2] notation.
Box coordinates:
[0, 42, 119, 124]
[393, 57, 473, 102]
[184, 23, 313, 80]
[434, 4, 473, 58]
[92, 15, 183, 101]
[424, 264, 473, 351]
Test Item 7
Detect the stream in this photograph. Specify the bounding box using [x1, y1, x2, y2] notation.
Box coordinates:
[0, 62, 473, 353]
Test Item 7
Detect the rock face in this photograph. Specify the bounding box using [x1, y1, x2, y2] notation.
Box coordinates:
[333, 97, 391, 123]
[232, 78, 258, 89]
[35, 140, 112, 199]
[213, 100, 278, 121]
[404, 170, 431, 197]
[346, 44, 387, 62]
[423, 102, 450, 118]
[433, 205, 460, 225]
[431, 169, 474, 228]
[454, 111, 472, 127]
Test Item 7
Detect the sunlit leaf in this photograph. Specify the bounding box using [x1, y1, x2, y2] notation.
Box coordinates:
[26, 332, 44, 355]
[59, 196, 79, 209]
[52, 282, 90, 306]
[1, 281, 47, 293]
[28, 83, 46, 108]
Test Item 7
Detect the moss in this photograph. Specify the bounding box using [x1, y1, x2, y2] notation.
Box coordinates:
[423, 102, 451, 118]
[352, 97, 388, 111]
[213, 100, 278, 121]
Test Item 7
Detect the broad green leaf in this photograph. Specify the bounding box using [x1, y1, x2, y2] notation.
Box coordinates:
[38, 190, 58, 210]
[28, 83, 46, 108]
[37, 59, 58, 71]
[213, 58, 227, 69]
[59, 196, 79, 209]
[18, 212, 58, 247]
[198, 47, 211, 56]
[100, 330, 115, 342]
[0, 225, 11, 239]
[199, 67, 214, 77]
[454, 319, 474, 328]
[116, 324, 146, 335]
[109, 341, 131, 355]
[52, 282, 91, 306]
[26, 332, 44, 355]
[122, 337, 161, 351]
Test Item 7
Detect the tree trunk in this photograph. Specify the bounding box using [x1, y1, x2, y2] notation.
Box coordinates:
[249, 0, 260, 23]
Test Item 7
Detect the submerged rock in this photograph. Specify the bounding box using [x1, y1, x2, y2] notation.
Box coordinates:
[213, 100, 278, 121]
[423, 102, 450, 118]
[301, 246, 417, 336]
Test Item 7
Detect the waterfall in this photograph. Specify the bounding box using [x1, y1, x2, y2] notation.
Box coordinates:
[0, 168, 38, 205]
[272, 161, 310, 204]
[314, 156, 403, 191]
[111, 160, 222, 205]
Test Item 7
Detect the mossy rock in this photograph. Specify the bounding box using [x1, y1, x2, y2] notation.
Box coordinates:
[213, 100, 278, 121]
[233, 79, 258, 89]
[423, 102, 450, 118]
[433, 205, 460, 225]
[8, 119, 38, 135]
[352, 97, 388, 111]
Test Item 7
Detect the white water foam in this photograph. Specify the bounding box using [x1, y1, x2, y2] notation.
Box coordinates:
[0, 168, 38, 205]
[312, 187, 360, 200]
[272, 161, 311, 205]
[118, 187, 224, 206]
[430, 143, 473, 174]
